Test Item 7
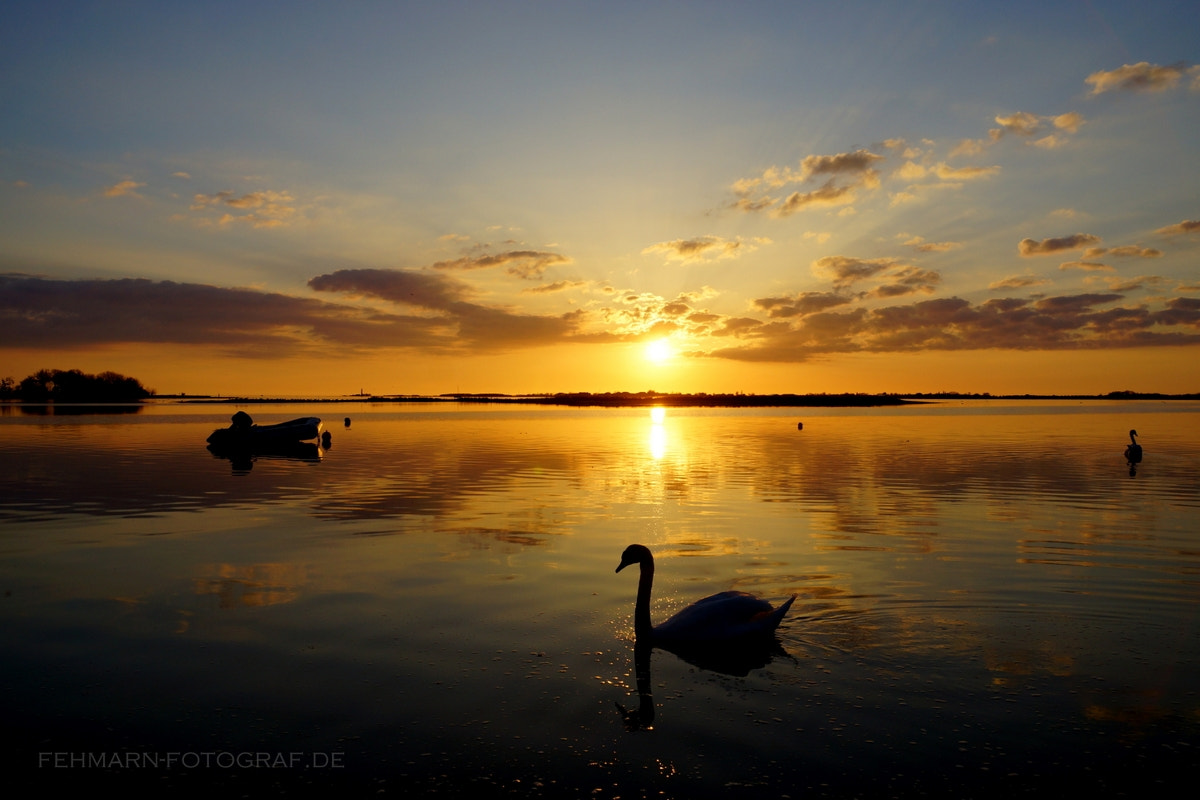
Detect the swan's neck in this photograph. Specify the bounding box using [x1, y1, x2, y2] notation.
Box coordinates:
[634, 558, 654, 638]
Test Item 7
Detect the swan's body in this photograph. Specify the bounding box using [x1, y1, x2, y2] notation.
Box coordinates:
[616, 544, 795, 649]
[1125, 429, 1143, 464]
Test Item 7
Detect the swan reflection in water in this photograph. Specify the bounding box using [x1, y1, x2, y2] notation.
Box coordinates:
[614, 544, 796, 729]
[1125, 429, 1143, 477]
[616, 639, 657, 731]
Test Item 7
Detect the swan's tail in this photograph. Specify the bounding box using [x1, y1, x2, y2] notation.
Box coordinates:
[764, 594, 797, 630]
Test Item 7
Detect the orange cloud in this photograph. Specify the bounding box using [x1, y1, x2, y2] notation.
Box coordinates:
[103, 179, 145, 198]
[523, 280, 589, 295]
[903, 235, 961, 253]
[934, 163, 1000, 180]
[754, 292, 853, 318]
[992, 111, 1041, 137]
[7, 268, 1198, 368]
[709, 293, 1200, 363]
[190, 189, 298, 228]
[808, 255, 941, 298]
[1084, 245, 1163, 259]
[1018, 233, 1101, 256]
[1, 274, 452, 355]
[642, 235, 768, 263]
[812, 255, 899, 287]
[774, 181, 857, 216]
[1095, 275, 1170, 293]
[1086, 62, 1188, 94]
[989, 275, 1051, 290]
[1059, 261, 1115, 272]
[799, 149, 884, 182]
[1053, 112, 1085, 133]
[1156, 219, 1200, 236]
[733, 149, 884, 216]
[308, 268, 583, 348]
[431, 250, 570, 280]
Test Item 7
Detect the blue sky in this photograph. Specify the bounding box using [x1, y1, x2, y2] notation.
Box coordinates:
[2, 1, 1198, 395]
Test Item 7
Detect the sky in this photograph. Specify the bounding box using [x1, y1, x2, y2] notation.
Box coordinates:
[2, 0, 1199, 397]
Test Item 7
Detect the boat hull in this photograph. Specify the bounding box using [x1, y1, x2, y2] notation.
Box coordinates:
[206, 416, 324, 447]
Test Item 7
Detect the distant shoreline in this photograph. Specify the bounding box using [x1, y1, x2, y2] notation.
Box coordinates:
[155, 390, 1200, 408]
[170, 392, 916, 408]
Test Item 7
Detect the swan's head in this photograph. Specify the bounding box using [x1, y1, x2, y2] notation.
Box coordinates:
[616, 544, 653, 574]
[1129, 429, 1138, 438]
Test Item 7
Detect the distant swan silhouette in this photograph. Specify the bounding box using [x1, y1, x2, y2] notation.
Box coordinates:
[616, 544, 795, 650]
[1125, 429, 1143, 475]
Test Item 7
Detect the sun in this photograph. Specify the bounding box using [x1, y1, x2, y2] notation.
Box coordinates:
[644, 339, 674, 364]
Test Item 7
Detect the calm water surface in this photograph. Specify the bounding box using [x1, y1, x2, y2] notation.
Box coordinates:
[2, 400, 1198, 797]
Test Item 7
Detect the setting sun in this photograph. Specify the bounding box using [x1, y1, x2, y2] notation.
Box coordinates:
[644, 339, 674, 364]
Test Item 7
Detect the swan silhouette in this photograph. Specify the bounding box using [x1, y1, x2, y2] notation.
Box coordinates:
[1125, 429, 1143, 463]
[616, 544, 795, 656]
[1124, 429, 1143, 476]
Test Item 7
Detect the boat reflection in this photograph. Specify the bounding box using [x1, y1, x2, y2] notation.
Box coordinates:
[207, 440, 324, 474]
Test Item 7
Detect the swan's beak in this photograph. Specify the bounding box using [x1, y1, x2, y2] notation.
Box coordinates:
[616, 558, 632, 574]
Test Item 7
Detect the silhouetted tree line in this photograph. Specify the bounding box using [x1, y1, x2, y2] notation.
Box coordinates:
[0, 369, 154, 402]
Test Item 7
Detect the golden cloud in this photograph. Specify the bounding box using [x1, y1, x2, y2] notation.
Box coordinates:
[903, 235, 961, 253]
[774, 181, 857, 216]
[708, 292, 1200, 363]
[642, 235, 767, 263]
[812, 255, 899, 287]
[190, 189, 298, 228]
[1085, 62, 1188, 94]
[993, 111, 1041, 137]
[431, 250, 571, 280]
[1059, 261, 1115, 272]
[1018, 233, 1102, 256]
[1053, 112, 1085, 133]
[733, 149, 883, 216]
[1084, 245, 1163, 259]
[1155, 219, 1200, 236]
[989, 275, 1051, 290]
[799, 149, 884, 181]
[103, 179, 145, 198]
[934, 163, 1000, 180]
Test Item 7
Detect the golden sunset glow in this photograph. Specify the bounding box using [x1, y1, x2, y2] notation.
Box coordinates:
[1, 5, 1198, 395]
[644, 339, 675, 365]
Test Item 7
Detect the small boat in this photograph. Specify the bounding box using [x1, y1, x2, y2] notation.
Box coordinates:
[206, 414, 324, 447]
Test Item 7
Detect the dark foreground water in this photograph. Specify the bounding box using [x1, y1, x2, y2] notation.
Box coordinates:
[2, 399, 1198, 797]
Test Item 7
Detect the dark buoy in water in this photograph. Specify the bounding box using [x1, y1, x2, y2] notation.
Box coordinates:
[344, 417, 351, 428]
[321, 430, 332, 448]
[797, 421, 803, 430]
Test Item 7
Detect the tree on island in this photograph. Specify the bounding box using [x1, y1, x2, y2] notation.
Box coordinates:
[0, 369, 154, 402]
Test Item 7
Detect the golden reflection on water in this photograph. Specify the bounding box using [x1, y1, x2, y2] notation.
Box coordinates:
[2, 400, 1199, 795]
[193, 562, 306, 609]
[647, 406, 667, 461]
